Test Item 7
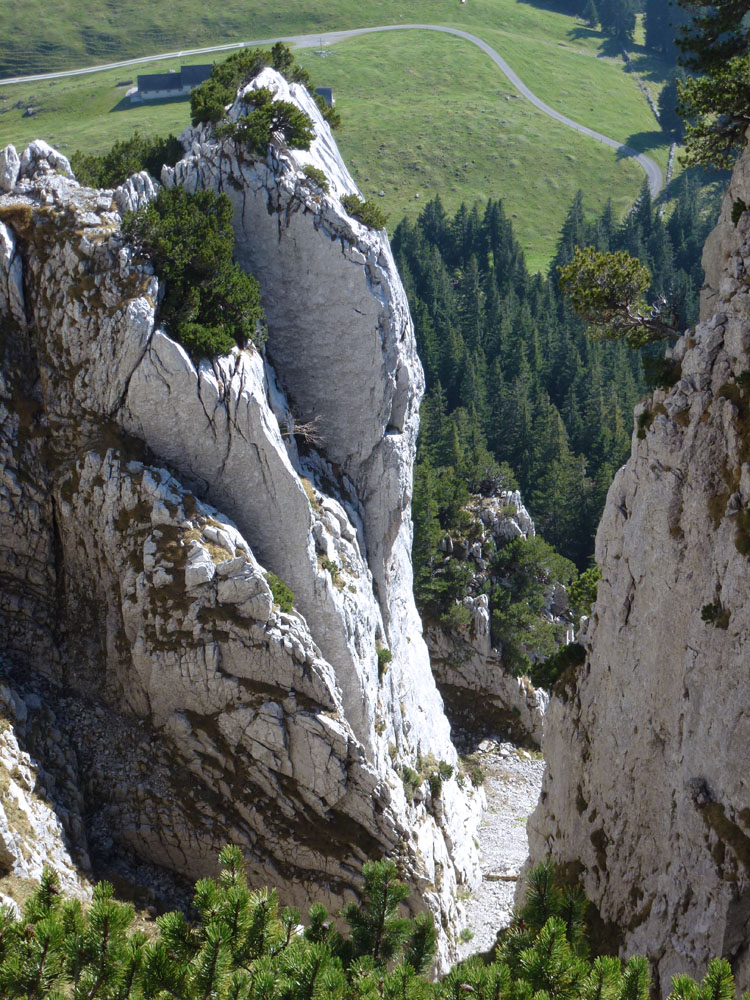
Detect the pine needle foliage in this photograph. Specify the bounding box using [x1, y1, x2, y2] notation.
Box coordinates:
[215, 86, 314, 155]
[71, 132, 183, 189]
[122, 185, 265, 361]
[1, 857, 748, 1000]
[190, 43, 336, 133]
[558, 247, 679, 348]
[674, 0, 750, 168]
[341, 860, 413, 965]
[341, 194, 389, 231]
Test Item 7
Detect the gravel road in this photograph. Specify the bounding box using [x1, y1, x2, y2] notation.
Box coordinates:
[0, 24, 662, 196]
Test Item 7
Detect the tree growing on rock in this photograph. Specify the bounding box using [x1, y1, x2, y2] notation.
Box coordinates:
[123, 185, 265, 361]
[558, 246, 680, 347]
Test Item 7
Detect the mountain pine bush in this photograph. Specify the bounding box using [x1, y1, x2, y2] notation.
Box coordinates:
[2, 850, 747, 1000]
[123, 185, 265, 361]
[71, 132, 184, 189]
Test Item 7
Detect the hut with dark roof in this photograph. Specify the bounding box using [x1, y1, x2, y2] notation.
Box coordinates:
[130, 65, 213, 103]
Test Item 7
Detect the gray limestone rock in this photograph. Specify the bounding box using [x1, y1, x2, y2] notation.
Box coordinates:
[526, 141, 750, 991]
[18, 139, 73, 181]
[0, 222, 25, 325]
[0, 78, 480, 966]
[113, 170, 160, 215]
[0, 681, 91, 901]
[0, 145, 20, 194]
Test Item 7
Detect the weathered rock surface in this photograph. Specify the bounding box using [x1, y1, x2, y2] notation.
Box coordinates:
[0, 676, 91, 906]
[527, 143, 750, 989]
[424, 492, 551, 747]
[0, 69, 480, 965]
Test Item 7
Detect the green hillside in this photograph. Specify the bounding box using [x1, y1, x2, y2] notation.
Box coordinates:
[0, 2, 674, 272]
[0, 0, 653, 78]
[0, 12, 667, 269]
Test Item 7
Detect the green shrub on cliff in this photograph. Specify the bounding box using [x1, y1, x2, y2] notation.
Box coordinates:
[265, 571, 295, 613]
[190, 42, 337, 132]
[215, 86, 314, 154]
[122, 185, 265, 361]
[71, 131, 183, 188]
[342, 193, 389, 230]
[190, 48, 272, 125]
[302, 164, 330, 192]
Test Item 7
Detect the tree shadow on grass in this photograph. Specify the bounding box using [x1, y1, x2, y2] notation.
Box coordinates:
[568, 25, 623, 57]
[621, 129, 670, 154]
[567, 25, 600, 43]
[515, 0, 582, 17]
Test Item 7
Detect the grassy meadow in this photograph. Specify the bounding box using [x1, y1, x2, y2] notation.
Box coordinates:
[295, 32, 647, 271]
[0, 0, 676, 271]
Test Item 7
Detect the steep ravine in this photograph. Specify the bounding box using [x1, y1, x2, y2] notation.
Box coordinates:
[527, 142, 750, 990]
[0, 72, 481, 966]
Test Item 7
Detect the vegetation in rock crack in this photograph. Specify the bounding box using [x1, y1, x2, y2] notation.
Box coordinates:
[302, 164, 330, 194]
[341, 194, 389, 231]
[399, 751, 455, 801]
[214, 85, 315, 155]
[264, 572, 295, 614]
[376, 644, 393, 681]
[70, 132, 183, 189]
[5, 853, 747, 1000]
[700, 601, 730, 630]
[190, 44, 338, 133]
[122, 185, 265, 362]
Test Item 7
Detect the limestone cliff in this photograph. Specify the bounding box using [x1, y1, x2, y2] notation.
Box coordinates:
[0, 71, 479, 964]
[527, 143, 750, 989]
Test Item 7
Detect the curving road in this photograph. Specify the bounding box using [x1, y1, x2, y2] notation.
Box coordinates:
[0, 23, 662, 196]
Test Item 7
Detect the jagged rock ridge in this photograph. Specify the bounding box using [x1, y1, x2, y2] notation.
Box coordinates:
[0, 75, 480, 964]
[527, 142, 750, 990]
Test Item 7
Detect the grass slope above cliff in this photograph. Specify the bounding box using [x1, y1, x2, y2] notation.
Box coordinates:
[0, 12, 672, 270]
[0, 0, 665, 81]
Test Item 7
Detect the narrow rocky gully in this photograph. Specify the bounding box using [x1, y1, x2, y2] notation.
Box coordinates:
[453, 730, 545, 959]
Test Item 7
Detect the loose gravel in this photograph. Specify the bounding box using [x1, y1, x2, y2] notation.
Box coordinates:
[456, 738, 545, 959]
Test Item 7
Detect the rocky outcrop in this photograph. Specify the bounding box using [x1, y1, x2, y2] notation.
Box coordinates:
[0, 69, 480, 965]
[527, 142, 750, 989]
[425, 492, 552, 747]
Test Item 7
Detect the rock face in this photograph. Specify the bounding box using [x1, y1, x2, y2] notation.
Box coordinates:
[0, 676, 91, 913]
[424, 491, 551, 747]
[0, 69, 480, 965]
[527, 143, 750, 989]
